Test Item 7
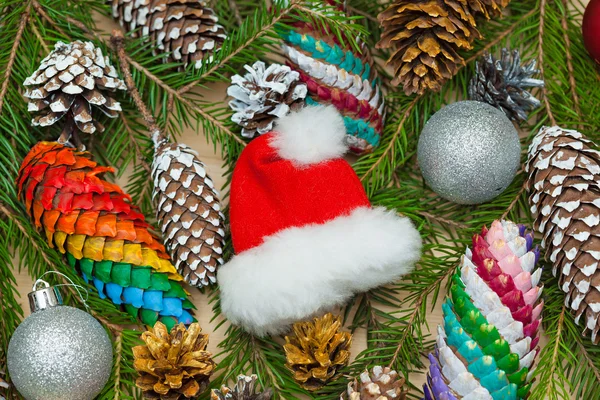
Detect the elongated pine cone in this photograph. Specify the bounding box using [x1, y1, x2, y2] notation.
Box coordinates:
[111, 0, 227, 69]
[17, 142, 194, 329]
[284, 313, 352, 391]
[526, 126, 600, 343]
[211, 375, 273, 400]
[279, 2, 386, 155]
[377, 0, 510, 95]
[152, 137, 225, 288]
[469, 49, 544, 122]
[343, 366, 407, 400]
[24, 41, 126, 135]
[227, 61, 307, 138]
[134, 321, 215, 399]
[424, 220, 543, 399]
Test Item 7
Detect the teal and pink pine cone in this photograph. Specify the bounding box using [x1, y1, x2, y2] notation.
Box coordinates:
[424, 220, 543, 400]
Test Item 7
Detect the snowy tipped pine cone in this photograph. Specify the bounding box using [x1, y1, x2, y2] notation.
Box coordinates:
[343, 366, 407, 400]
[228, 61, 307, 138]
[23, 41, 126, 135]
[526, 125, 600, 342]
[152, 137, 225, 288]
[111, 0, 227, 69]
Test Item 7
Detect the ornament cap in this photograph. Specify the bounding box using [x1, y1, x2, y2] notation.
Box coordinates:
[28, 280, 63, 313]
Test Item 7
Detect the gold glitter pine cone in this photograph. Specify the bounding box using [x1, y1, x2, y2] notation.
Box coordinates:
[342, 366, 407, 400]
[211, 375, 273, 400]
[284, 313, 352, 391]
[133, 321, 216, 399]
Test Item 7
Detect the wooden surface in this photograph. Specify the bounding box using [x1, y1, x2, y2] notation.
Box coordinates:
[10, 3, 588, 397]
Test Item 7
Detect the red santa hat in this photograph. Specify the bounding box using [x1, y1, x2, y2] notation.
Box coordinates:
[217, 105, 422, 336]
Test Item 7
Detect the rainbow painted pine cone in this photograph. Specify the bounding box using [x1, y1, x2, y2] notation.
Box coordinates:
[279, 3, 385, 155]
[424, 220, 543, 400]
[17, 142, 194, 329]
[526, 126, 600, 342]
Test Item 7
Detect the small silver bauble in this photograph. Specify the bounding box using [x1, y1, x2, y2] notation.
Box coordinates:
[417, 101, 521, 204]
[7, 282, 113, 400]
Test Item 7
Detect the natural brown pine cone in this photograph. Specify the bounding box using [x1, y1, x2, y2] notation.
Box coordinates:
[211, 375, 273, 400]
[342, 366, 407, 400]
[133, 321, 216, 399]
[228, 61, 307, 138]
[284, 313, 352, 391]
[152, 136, 225, 288]
[377, 0, 510, 95]
[526, 125, 600, 342]
[23, 40, 126, 136]
[111, 0, 227, 69]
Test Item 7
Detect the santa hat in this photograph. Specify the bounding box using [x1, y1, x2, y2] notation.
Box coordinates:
[217, 105, 422, 336]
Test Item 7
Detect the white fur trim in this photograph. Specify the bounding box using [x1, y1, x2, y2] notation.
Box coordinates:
[218, 207, 422, 336]
[271, 105, 347, 166]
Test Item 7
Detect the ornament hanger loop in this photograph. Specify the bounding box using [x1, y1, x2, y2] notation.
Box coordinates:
[34, 271, 90, 310]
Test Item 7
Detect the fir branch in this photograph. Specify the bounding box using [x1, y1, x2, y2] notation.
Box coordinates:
[0, 2, 30, 114]
[538, 0, 557, 126]
[113, 332, 122, 400]
[560, 0, 581, 127]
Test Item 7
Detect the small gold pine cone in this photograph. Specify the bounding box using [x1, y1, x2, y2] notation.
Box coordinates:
[284, 313, 352, 391]
[342, 366, 407, 400]
[210, 375, 273, 400]
[133, 321, 216, 399]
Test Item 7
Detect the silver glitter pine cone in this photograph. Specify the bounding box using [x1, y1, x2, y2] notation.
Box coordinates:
[417, 101, 521, 205]
[7, 284, 113, 400]
[228, 61, 307, 138]
[152, 136, 225, 288]
[23, 40, 126, 135]
[469, 48, 544, 122]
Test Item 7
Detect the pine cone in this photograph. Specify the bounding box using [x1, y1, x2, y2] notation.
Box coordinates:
[377, 0, 480, 95]
[468, 0, 511, 18]
[134, 321, 215, 399]
[23, 41, 126, 135]
[152, 137, 225, 288]
[211, 375, 273, 400]
[279, 4, 386, 155]
[17, 142, 194, 329]
[343, 366, 407, 400]
[526, 126, 600, 343]
[469, 49, 544, 122]
[284, 313, 352, 391]
[111, 0, 227, 69]
[228, 61, 307, 138]
[424, 220, 543, 399]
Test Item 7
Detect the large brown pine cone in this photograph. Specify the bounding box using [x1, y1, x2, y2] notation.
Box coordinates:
[342, 366, 407, 400]
[526, 125, 600, 342]
[284, 313, 352, 391]
[111, 0, 227, 69]
[377, 0, 510, 95]
[152, 137, 225, 288]
[133, 321, 216, 399]
[23, 41, 126, 135]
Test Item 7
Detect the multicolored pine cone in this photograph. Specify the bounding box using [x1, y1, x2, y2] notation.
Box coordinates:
[17, 142, 194, 330]
[424, 220, 543, 400]
[279, 19, 385, 155]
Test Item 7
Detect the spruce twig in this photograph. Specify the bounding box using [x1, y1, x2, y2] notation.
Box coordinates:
[0, 2, 30, 113]
[538, 0, 557, 126]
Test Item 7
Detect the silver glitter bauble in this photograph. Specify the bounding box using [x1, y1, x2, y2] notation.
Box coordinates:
[417, 101, 521, 204]
[7, 284, 113, 400]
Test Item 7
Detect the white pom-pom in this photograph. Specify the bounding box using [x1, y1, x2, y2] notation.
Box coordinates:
[270, 105, 347, 166]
